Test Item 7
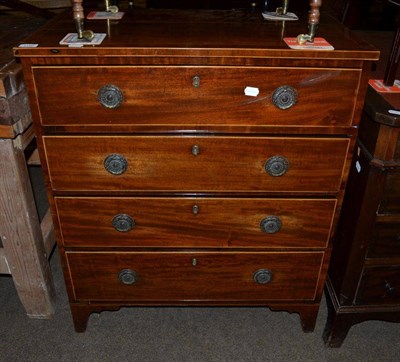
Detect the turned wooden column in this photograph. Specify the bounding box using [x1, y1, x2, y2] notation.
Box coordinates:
[297, 0, 322, 44]
[71, 0, 93, 40]
[71, 0, 84, 38]
[309, 0, 322, 31]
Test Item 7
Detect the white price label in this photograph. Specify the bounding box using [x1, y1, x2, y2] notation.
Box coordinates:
[356, 161, 361, 173]
[244, 86, 259, 97]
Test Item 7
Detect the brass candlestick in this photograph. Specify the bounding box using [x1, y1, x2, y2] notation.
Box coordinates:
[71, 0, 94, 40]
[297, 0, 322, 44]
[105, 0, 119, 13]
[276, 0, 289, 15]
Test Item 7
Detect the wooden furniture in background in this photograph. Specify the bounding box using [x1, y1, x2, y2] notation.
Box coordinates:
[383, 0, 400, 86]
[322, 1, 400, 348]
[14, 6, 378, 332]
[0, 60, 55, 318]
[323, 86, 400, 347]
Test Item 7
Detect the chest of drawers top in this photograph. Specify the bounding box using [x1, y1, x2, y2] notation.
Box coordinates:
[14, 9, 378, 136]
[15, 9, 377, 62]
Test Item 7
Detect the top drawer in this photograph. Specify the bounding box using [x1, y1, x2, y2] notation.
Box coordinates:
[32, 66, 361, 127]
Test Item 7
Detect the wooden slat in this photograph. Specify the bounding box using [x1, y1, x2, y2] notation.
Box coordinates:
[0, 61, 24, 98]
[0, 248, 11, 274]
[0, 124, 14, 138]
[40, 208, 55, 258]
[15, 123, 35, 150]
[0, 113, 32, 139]
[27, 147, 41, 165]
[0, 135, 55, 317]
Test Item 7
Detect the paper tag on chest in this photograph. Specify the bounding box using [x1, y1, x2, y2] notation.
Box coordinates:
[87, 11, 125, 20]
[59, 33, 107, 46]
[284, 38, 334, 50]
[368, 79, 400, 93]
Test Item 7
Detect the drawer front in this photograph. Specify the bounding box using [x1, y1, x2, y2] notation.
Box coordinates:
[33, 66, 361, 127]
[356, 266, 400, 305]
[43, 136, 349, 193]
[378, 171, 400, 214]
[66, 251, 324, 301]
[367, 222, 400, 259]
[55, 197, 336, 248]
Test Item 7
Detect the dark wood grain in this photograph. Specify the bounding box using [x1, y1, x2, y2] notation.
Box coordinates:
[367, 222, 400, 259]
[14, 9, 379, 60]
[378, 172, 400, 214]
[32, 66, 361, 128]
[55, 197, 336, 248]
[356, 266, 400, 305]
[43, 135, 349, 193]
[66, 251, 324, 301]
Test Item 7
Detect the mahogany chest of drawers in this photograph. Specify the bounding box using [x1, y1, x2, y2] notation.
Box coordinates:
[323, 86, 400, 347]
[14, 8, 378, 332]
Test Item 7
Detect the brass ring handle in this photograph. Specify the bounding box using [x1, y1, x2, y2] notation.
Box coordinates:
[260, 216, 282, 234]
[97, 84, 124, 109]
[118, 269, 137, 285]
[253, 269, 273, 284]
[104, 153, 128, 175]
[265, 156, 289, 177]
[272, 86, 298, 110]
[112, 214, 135, 232]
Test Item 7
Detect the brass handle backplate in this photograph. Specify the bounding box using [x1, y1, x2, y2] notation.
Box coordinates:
[118, 269, 137, 285]
[253, 269, 273, 284]
[112, 214, 135, 232]
[97, 84, 124, 109]
[104, 153, 128, 175]
[272, 85, 298, 110]
[265, 156, 289, 177]
[260, 216, 282, 234]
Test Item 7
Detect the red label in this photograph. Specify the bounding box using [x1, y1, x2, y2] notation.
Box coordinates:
[368, 79, 400, 93]
[284, 37, 334, 50]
